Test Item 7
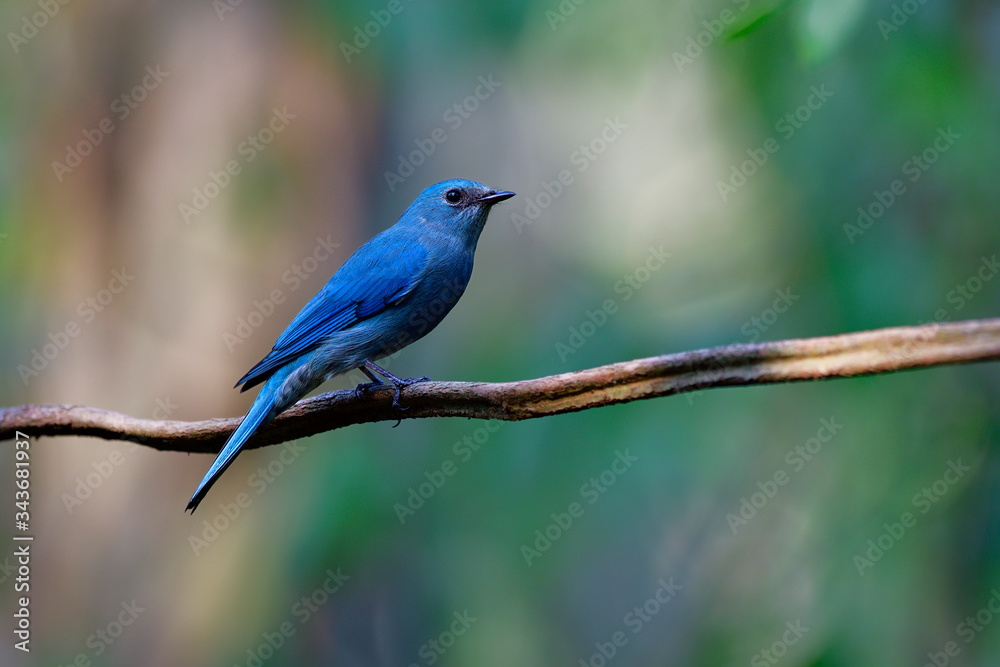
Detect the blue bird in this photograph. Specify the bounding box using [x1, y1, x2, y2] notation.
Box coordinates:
[186, 179, 514, 512]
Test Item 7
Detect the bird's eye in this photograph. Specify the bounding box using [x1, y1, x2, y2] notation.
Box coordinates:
[445, 189, 462, 204]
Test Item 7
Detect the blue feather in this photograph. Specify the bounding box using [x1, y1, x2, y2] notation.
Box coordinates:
[236, 240, 428, 391]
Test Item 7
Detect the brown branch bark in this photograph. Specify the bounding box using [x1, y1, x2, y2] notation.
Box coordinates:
[2, 318, 999, 454]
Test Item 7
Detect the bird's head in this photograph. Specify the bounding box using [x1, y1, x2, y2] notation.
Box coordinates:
[403, 179, 515, 243]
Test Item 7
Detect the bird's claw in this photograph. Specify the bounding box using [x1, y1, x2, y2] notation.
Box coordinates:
[353, 380, 383, 399]
[359, 360, 432, 414]
[390, 376, 432, 411]
[392, 388, 409, 411]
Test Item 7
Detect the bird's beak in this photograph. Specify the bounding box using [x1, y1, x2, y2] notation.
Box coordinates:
[476, 190, 516, 205]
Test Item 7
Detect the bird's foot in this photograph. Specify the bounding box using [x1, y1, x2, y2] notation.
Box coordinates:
[353, 379, 384, 399]
[361, 360, 432, 412]
[355, 363, 387, 399]
[389, 375, 432, 411]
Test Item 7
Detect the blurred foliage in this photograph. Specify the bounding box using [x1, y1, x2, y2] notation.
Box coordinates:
[1, 0, 999, 665]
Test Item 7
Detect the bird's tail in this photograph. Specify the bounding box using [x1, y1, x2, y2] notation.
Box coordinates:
[186, 385, 280, 513]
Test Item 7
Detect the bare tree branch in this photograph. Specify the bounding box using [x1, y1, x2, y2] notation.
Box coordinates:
[2, 318, 999, 454]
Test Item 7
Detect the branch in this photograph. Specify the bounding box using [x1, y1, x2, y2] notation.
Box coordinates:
[2, 318, 999, 454]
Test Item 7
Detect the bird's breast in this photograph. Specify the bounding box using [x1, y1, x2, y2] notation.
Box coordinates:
[371, 249, 474, 356]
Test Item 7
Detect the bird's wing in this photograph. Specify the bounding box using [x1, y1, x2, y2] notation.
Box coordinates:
[235, 238, 428, 391]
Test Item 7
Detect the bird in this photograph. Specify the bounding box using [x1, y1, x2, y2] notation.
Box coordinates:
[186, 179, 515, 512]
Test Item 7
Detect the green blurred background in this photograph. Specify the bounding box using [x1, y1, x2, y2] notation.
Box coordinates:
[2, 0, 999, 664]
